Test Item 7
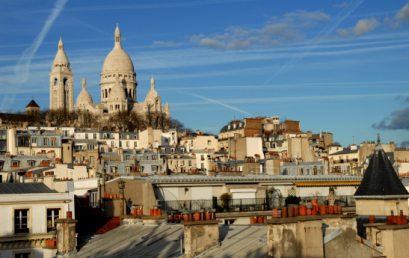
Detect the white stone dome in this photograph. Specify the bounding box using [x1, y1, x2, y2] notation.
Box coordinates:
[102, 48, 134, 72]
[76, 77, 93, 104]
[145, 88, 160, 102]
[102, 25, 134, 73]
[77, 90, 93, 104]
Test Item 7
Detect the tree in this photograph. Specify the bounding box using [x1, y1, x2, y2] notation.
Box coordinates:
[170, 118, 193, 133]
[75, 109, 100, 127]
[48, 108, 74, 125]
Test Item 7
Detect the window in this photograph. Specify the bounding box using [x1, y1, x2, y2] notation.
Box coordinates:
[17, 136, 30, 147]
[134, 142, 137, 147]
[43, 138, 48, 145]
[298, 168, 303, 175]
[90, 156, 94, 164]
[14, 252, 31, 258]
[134, 136, 137, 139]
[14, 209, 29, 233]
[207, 140, 211, 145]
[27, 161, 35, 167]
[85, 134, 88, 139]
[126, 156, 130, 161]
[46, 208, 60, 231]
[189, 160, 192, 166]
[201, 155, 204, 161]
[313, 166, 317, 175]
[93, 133, 97, 139]
[32, 138, 37, 144]
[111, 141, 114, 147]
[51, 139, 56, 146]
[119, 141, 122, 147]
[126, 141, 129, 147]
[126, 167, 130, 172]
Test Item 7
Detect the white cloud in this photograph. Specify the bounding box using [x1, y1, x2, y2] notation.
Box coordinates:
[384, 17, 401, 28]
[396, 2, 409, 20]
[333, 2, 348, 8]
[354, 17, 380, 37]
[285, 10, 331, 21]
[336, 17, 380, 38]
[337, 28, 349, 37]
[198, 38, 227, 49]
[153, 40, 184, 47]
[184, 9, 329, 50]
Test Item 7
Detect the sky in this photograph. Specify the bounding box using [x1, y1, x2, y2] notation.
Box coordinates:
[0, 0, 408, 147]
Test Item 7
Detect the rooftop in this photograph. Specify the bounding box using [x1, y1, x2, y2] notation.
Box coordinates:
[0, 183, 58, 194]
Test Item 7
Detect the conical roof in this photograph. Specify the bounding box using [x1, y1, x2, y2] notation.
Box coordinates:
[354, 135, 409, 199]
[26, 99, 39, 108]
[53, 38, 70, 66]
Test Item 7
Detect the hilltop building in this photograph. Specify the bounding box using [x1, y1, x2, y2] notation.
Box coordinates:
[49, 24, 170, 122]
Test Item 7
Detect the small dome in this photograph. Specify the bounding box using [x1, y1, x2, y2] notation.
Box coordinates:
[76, 77, 93, 104]
[53, 37, 69, 66]
[145, 88, 159, 102]
[110, 72, 126, 100]
[77, 90, 93, 104]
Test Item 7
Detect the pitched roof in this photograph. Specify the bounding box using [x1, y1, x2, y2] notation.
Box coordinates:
[354, 140, 409, 199]
[26, 99, 40, 108]
[0, 183, 58, 194]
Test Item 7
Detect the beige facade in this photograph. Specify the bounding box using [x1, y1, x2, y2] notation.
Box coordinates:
[167, 154, 197, 173]
[355, 199, 408, 216]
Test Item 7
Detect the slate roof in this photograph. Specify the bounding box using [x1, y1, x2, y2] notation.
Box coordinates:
[26, 99, 40, 108]
[72, 224, 267, 258]
[354, 142, 409, 199]
[329, 147, 359, 155]
[0, 183, 58, 194]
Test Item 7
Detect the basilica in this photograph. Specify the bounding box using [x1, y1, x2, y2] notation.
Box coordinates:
[49, 24, 170, 120]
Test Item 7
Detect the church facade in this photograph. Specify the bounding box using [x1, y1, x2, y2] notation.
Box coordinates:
[49, 25, 170, 120]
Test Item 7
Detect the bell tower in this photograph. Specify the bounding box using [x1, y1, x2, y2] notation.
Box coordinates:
[49, 37, 74, 112]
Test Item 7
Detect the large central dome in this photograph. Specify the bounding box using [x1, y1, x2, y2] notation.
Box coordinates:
[102, 25, 134, 73]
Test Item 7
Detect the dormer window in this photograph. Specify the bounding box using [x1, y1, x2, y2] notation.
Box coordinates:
[228, 125, 231, 130]
[233, 124, 236, 129]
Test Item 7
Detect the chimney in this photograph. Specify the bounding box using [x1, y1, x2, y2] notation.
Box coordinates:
[133, 147, 136, 154]
[47, 121, 51, 127]
[43, 174, 55, 190]
[181, 220, 220, 258]
[55, 214, 78, 256]
[141, 148, 145, 154]
[196, 130, 200, 134]
[12, 125, 16, 134]
[56, 127, 61, 135]
[38, 126, 41, 135]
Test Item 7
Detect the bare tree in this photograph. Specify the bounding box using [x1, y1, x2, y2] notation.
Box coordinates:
[76, 109, 99, 127]
[48, 108, 74, 125]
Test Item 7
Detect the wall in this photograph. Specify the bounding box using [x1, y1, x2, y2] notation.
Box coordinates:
[356, 199, 409, 216]
[0, 192, 74, 236]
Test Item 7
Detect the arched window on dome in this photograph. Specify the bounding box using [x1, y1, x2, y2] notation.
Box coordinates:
[116, 36, 120, 43]
[54, 78, 58, 86]
[155, 100, 158, 111]
[63, 78, 68, 86]
[125, 88, 128, 98]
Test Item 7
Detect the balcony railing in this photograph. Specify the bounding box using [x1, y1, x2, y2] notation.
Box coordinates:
[159, 195, 356, 213]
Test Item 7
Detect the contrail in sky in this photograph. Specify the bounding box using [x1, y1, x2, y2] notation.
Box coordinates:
[0, 0, 68, 111]
[187, 93, 253, 116]
[264, 0, 365, 84]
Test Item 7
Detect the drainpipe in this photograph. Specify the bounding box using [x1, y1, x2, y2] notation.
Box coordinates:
[397, 198, 400, 215]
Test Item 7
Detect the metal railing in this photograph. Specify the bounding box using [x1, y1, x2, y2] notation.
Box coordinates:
[159, 195, 356, 213]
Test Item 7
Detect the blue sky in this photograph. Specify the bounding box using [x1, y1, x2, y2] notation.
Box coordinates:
[0, 0, 408, 147]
